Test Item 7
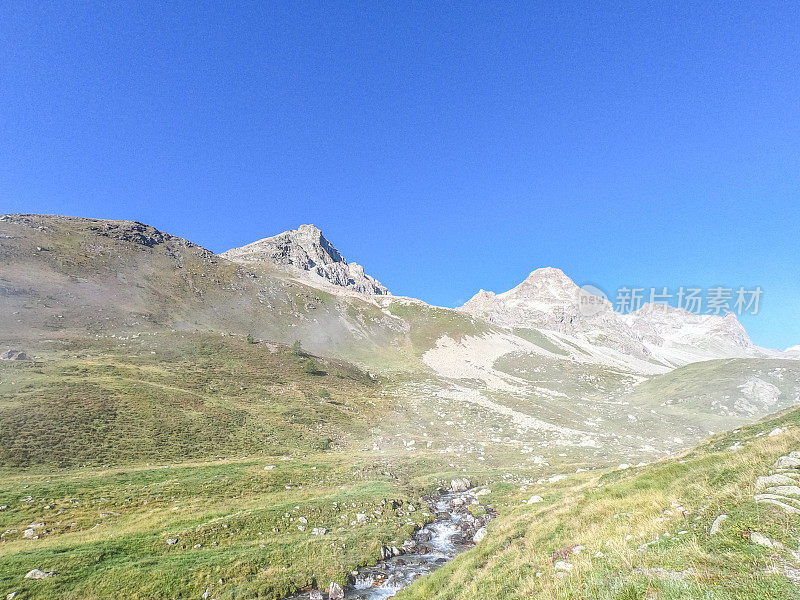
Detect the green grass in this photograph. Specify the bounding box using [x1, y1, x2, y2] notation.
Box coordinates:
[0, 454, 434, 599]
[385, 302, 493, 356]
[0, 333, 383, 469]
[397, 406, 800, 600]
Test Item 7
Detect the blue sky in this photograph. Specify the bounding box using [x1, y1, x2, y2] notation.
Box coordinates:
[2, 1, 799, 349]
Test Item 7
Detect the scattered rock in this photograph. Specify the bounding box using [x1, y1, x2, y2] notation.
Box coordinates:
[473, 527, 486, 543]
[312, 527, 327, 536]
[769, 427, 785, 437]
[553, 560, 573, 572]
[7, 592, 18, 600]
[767, 485, 800, 497]
[756, 474, 797, 489]
[0, 350, 28, 361]
[750, 531, 779, 548]
[710, 514, 728, 535]
[775, 456, 800, 469]
[201, 587, 211, 599]
[24, 569, 56, 579]
[355, 513, 367, 523]
[755, 495, 800, 513]
[328, 582, 344, 600]
[527, 495, 543, 504]
[309, 591, 323, 600]
[166, 537, 179, 545]
[450, 478, 471, 493]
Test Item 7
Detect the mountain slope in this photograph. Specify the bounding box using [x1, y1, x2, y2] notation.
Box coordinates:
[1, 213, 800, 600]
[0, 332, 384, 469]
[399, 405, 800, 600]
[0, 214, 406, 365]
[2, 214, 797, 463]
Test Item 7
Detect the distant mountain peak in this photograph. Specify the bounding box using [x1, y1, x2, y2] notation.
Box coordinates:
[460, 267, 761, 367]
[221, 225, 389, 295]
[500, 267, 579, 301]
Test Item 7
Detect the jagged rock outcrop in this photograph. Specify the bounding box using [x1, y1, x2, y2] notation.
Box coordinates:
[221, 224, 389, 295]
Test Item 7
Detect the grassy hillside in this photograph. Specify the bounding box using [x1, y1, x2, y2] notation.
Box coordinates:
[398, 406, 800, 600]
[0, 331, 447, 599]
[0, 214, 411, 369]
[0, 332, 385, 469]
[0, 453, 436, 600]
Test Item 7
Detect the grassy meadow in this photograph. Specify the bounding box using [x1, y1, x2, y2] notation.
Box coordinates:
[398, 406, 800, 600]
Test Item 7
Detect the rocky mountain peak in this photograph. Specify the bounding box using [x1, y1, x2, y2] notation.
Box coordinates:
[221, 225, 389, 295]
[501, 267, 580, 302]
[460, 267, 763, 366]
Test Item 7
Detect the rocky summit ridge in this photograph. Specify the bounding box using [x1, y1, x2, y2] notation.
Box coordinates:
[460, 267, 764, 367]
[221, 224, 390, 296]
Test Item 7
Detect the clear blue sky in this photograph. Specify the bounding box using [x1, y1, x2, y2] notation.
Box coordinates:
[2, 2, 799, 349]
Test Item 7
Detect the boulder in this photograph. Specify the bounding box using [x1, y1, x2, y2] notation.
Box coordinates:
[775, 456, 800, 469]
[24, 569, 56, 579]
[166, 537, 179, 545]
[473, 527, 486, 543]
[756, 474, 796, 489]
[750, 531, 780, 548]
[710, 514, 728, 535]
[450, 478, 471, 492]
[755, 494, 800, 513]
[553, 560, 573, 572]
[416, 530, 432, 542]
[0, 350, 28, 361]
[527, 495, 544, 504]
[766, 485, 800, 497]
[328, 582, 344, 600]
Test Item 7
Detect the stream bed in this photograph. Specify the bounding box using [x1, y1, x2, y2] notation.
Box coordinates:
[287, 488, 493, 600]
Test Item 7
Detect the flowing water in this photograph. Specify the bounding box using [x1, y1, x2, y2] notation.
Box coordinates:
[287, 490, 491, 600]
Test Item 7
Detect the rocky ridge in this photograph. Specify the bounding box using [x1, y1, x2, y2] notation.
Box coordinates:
[221, 224, 389, 296]
[460, 267, 765, 368]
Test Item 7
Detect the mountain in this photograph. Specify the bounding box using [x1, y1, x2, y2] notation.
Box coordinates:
[221, 224, 390, 295]
[459, 267, 767, 369]
[0, 214, 405, 362]
[2, 213, 800, 600]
